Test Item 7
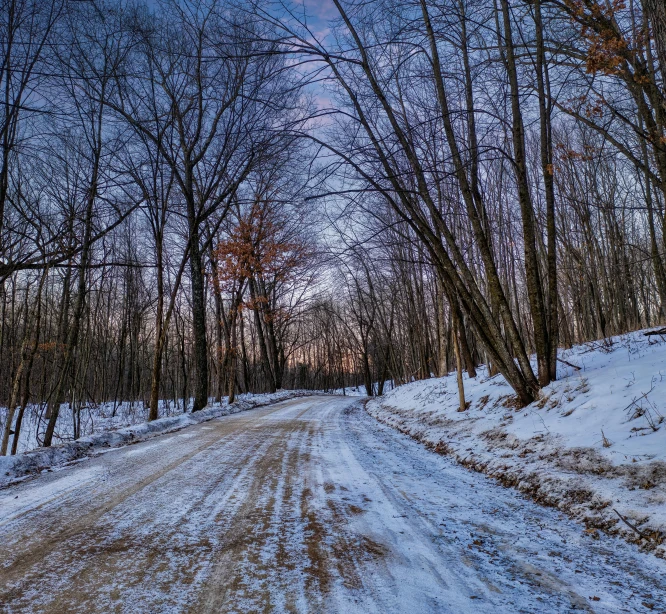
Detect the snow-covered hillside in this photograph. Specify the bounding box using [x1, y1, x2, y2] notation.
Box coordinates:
[367, 329, 666, 557]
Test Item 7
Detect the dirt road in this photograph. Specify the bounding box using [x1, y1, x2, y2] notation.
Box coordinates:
[1, 396, 665, 613]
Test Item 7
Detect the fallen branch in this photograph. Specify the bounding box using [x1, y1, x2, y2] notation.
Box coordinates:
[557, 357, 581, 371]
[644, 328, 666, 337]
[613, 509, 651, 541]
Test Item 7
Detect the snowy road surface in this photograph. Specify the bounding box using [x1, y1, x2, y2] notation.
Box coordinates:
[1, 396, 665, 613]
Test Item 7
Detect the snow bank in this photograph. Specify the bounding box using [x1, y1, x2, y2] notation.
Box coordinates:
[366, 329, 666, 557]
[0, 398, 200, 455]
[0, 390, 323, 488]
[331, 381, 395, 397]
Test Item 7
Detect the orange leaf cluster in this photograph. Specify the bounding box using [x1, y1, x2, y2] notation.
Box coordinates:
[555, 142, 597, 162]
[213, 201, 311, 297]
[565, 0, 629, 76]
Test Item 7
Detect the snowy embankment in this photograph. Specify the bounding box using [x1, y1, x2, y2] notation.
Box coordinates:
[367, 329, 666, 557]
[0, 390, 321, 488]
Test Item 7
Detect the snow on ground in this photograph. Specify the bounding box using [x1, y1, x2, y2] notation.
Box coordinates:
[367, 328, 666, 557]
[0, 390, 322, 488]
[332, 382, 395, 397]
[335, 385, 370, 396]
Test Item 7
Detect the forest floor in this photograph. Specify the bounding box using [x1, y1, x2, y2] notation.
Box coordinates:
[1, 395, 666, 613]
[367, 328, 666, 559]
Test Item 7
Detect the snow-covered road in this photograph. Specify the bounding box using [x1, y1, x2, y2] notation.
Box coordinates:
[1, 395, 665, 613]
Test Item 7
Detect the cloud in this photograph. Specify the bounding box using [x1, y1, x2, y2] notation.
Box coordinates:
[302, 0, 338, 21]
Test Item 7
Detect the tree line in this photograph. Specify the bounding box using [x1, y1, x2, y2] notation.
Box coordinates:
[1, 0, 665, 451]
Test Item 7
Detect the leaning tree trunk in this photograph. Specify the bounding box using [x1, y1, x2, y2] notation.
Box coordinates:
[149, 240, 190, 420]
[43, 132, 100, 447]
[11, 325, 40, 456]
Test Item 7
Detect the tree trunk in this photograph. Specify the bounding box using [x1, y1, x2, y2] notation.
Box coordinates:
[188, 217, 208, 412]
[227, 321, 237, 404]
[249, 277, 275, 393]
[453, 326, 466, 412]
[149, 236, 164, 421]
[644, 0, 666, 88]
[499, 0, 551, 386]
[534, 0, 559, 381]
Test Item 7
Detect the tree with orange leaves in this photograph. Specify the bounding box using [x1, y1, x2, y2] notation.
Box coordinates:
[212, 196, 313, 399]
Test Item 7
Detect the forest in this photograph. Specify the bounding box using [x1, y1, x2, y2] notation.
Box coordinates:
[2, 0, 666, 452]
